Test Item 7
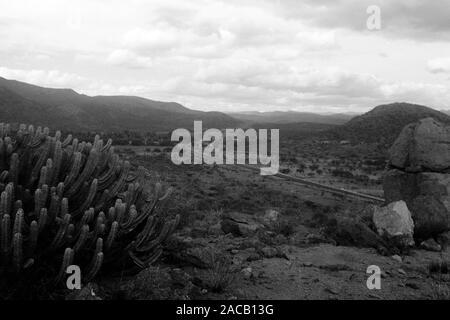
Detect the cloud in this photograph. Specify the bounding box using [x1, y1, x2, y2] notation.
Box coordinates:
[107, 50, 153, 68]
[275, 0, 450, 42]
[0, 0, 450, 113]
[428, 57, 450, 74]
[160, 58, 450, 112]
[122, 28, 181, 54]
[106, 0, 338, 62]
[193, 57, 382, 98]
[0, 67, 86, 88]
[379, 82, 450, 110]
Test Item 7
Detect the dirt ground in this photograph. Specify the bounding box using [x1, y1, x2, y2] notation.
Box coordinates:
[110, 148, 450, 300]
[219, 244, 449, 300]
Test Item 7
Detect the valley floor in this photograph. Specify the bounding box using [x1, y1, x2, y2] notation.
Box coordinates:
[105, 147, 450, 301]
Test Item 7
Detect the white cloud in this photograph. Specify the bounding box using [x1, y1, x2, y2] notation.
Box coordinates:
[122, 28, 181, 53]
[276, 0, 450, 41]
[0, 67, 86, 88]
[0, 0, 449, 113]
[428, 57, 450, 74]
[107, 50, 153, 68]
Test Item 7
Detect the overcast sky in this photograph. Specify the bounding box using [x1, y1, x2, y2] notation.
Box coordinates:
[1, 0, 450, 113]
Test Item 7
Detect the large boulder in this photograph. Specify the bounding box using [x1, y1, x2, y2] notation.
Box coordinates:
[384, 118, 450, 240]
[389, 118, 450, 172]
[372, 201, 415, 247]
[324, 217, 386, 250]
[384, 170, 450, 238]
[383, 169, 417, 203]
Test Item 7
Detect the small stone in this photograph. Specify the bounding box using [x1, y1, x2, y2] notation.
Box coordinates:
[246, 253, 262, 262]
[306, 233, 335, 245]
[420, 238, 442, 252]
[398, 268, 407, 275]
[369, 293, 382, 300]
[405, 283, 420, 290]
[261, 246, 278, 258]
[437, 231, 450, 248]
[208, 223, 224, 236]
[260, 209, 280, 226]
[391, 255, 403, 263]
[273, 234, 288, 245]
[241, 267, 253, 279]
[324, 287, 338, 295]
[221, 212, 264, 237]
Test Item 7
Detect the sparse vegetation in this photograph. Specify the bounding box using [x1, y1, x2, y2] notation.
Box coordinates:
[204, 251, 236, 293]
[122, 266, 193, 300]
[431, 282, 450, 300]
[1, 100, 449, 300]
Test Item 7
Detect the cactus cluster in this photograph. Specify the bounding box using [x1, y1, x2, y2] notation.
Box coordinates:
[0, 123, 179, 287]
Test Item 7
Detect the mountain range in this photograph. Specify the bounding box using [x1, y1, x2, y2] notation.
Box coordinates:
[228, 111, 354, 125]
[0, 77, 239, 132]
[1, 78, 449, 146]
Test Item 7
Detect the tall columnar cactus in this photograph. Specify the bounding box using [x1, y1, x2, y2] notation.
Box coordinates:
[0, 123, 179, 288]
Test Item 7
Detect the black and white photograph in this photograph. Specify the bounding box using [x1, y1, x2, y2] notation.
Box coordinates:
[0, 0, 450, 309]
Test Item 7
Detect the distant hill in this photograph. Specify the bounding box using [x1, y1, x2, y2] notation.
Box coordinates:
[441, 110, 450, 116]
[324, 102, 450, 145]
[228, 111, 354, 125]
[0, 77, 239, 132]
[251, 122, 337, 139]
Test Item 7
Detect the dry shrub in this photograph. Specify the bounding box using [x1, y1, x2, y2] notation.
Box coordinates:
[203, 251, 237, 293]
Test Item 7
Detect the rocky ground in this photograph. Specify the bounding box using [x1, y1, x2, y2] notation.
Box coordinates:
[165, 209, 450, 300]
[81, 118, 450, 301]
[81, 205, 450, 301]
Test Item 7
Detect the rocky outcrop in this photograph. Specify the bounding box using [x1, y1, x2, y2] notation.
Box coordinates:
[389, 117, 450, 172]
[384, 118, 450, 239]
[372, 201, 415, 247]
